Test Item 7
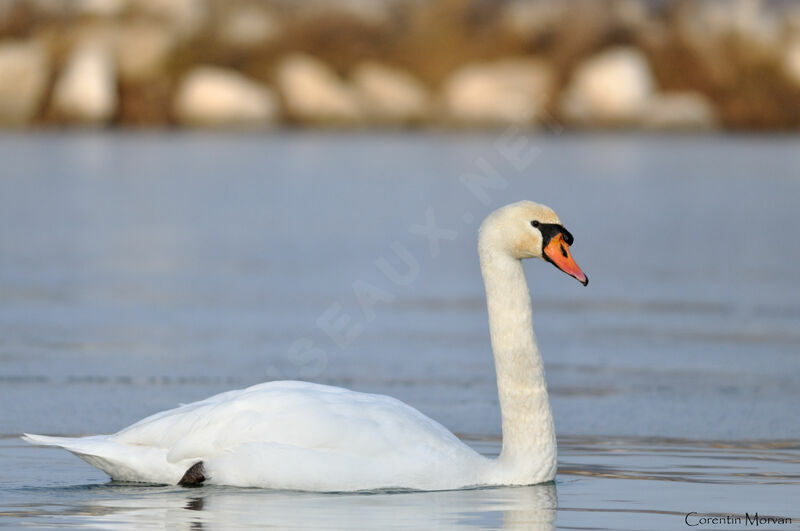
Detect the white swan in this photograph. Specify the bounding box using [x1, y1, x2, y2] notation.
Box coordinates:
[24, 201, 587, 491]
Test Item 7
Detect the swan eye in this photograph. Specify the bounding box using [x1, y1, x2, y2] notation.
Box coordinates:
[531, 220, 540, 228]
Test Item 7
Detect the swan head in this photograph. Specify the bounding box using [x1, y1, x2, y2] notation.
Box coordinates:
[479, 200, 588, 285]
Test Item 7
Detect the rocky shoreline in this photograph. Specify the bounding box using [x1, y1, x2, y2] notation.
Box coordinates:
[1, 0, 799, 130]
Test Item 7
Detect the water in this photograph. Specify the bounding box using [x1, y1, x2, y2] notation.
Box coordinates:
[1, 132, 799, 528]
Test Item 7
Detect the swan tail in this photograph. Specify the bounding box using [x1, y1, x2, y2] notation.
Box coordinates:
[22, 433, 183, 484]
[22, 433, 107, 453]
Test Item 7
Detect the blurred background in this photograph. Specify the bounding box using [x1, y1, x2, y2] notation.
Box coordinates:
[1, 0, 799, 444]
[1, 0, 800, 130]
[1, 0, 799, 441]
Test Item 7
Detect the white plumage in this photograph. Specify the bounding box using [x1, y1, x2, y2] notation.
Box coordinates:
[26, 381, 486, 490]
[24, 201, 587, 491]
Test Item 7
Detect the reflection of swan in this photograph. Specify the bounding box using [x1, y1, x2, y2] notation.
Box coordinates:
[24, 201, 587, 491]
[55, 482, 557, 530]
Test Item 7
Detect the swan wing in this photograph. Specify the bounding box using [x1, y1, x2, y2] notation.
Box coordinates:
[25, 382, 484, 489]
[106, 381, 482, 488]
[113, 381, 461, 457]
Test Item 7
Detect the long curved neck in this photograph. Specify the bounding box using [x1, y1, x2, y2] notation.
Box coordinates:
[479, 245, 557, 482]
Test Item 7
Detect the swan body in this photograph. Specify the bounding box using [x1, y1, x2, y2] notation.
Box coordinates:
[24, 201, 587, 491]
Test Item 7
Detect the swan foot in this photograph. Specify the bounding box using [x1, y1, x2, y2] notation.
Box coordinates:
[178, 461, 206, 487]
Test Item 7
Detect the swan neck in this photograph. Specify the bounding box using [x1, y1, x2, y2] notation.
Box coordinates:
[479, 246, 557, 481]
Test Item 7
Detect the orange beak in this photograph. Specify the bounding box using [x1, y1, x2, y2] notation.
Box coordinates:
[543, 233, 588, 286]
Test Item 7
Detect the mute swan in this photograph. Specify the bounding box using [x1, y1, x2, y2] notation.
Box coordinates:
[24, 201, 587, 491]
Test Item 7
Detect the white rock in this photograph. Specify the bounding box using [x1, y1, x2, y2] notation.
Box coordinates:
[25, 0, 70, 17]
[614, 0, 650, 28]
[129, 0, 207, 39]
[299, 0, 390, 25]
[502, 1, 566, 39]
[561, 47, 656, 126]
[678, 1, 778, 58]
[173, 66, 279, 127]
[276, 54, 363, 124]
[115, 23, 175, 83]
[783, 34, 800, 87]
[217, 6, 281, 49]
[442, 57, 553, 125]
[351, 62, 429, 124]
[52, 43, 117, 124]
[785, 6, 800, 34]
[75, 0, 128, 17]
[0, 40, 50, 126]
[642, 92, 718, 130]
